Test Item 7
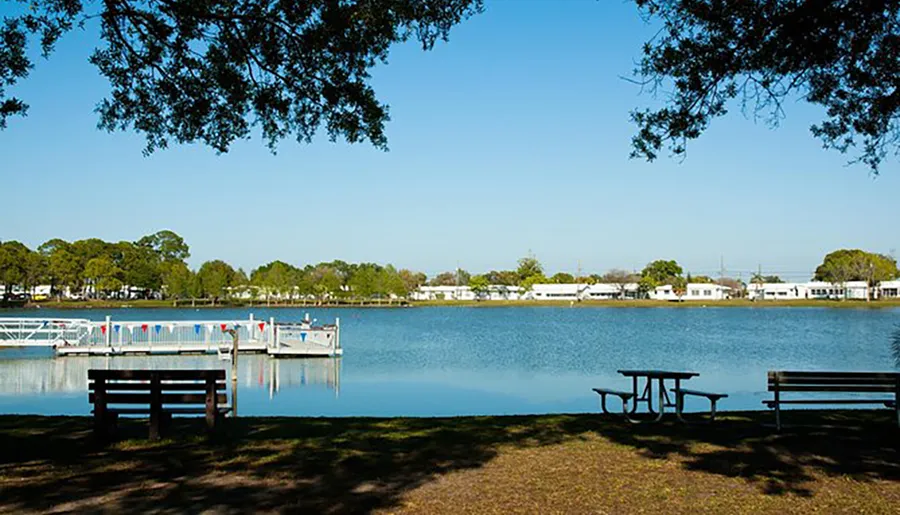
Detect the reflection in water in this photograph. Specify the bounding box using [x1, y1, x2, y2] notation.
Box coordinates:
[0, 351, 340, 398]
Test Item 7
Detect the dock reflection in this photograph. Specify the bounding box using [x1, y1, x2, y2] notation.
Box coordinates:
[0, 352, 341, 398]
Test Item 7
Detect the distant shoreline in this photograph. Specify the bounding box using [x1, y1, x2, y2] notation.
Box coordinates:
[6, 298, 900, 310]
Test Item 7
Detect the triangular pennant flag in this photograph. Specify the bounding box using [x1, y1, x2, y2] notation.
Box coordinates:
[206, 324, 214, 333]
[300, 332, 307, 342]
[128, 325, 135, 334]
[154, 324, 162, 334]
[220, 323, 228, 332]
[194, 324, 201, 334]
[168, 324, 176, 332]
[101, 325, 107, 335]
[114, 324, 121, 333]
[258, 322, 265, 332]
[141, 324, 148, 333]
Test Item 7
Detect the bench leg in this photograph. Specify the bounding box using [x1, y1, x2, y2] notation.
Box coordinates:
[709, 399, 717, 422]
[160, 412, 173, 436]
[149, 410, 162, 440]
[675, 392, 687, 423]
[102, 413, 119, 439]
[206, 406, 216, 433]
[775, 401, 781, 432]
[598, 393, 630, 416]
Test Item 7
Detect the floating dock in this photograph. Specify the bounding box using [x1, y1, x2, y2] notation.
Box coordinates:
[0, 314, 341, 358]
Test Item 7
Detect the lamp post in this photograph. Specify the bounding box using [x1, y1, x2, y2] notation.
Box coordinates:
[223, 328, 239, 417]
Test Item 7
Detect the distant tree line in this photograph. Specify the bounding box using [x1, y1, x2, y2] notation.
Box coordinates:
[1, 234, 897, 302]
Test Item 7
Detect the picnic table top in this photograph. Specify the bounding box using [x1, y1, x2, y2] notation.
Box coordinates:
[617, 369, 699, 380]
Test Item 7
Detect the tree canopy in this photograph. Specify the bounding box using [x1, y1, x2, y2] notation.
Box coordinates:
[632, 0, 900, 173]
[814, 249, 899, 285]
[1, 0, 482, 153]
[639, 259, 683, 287]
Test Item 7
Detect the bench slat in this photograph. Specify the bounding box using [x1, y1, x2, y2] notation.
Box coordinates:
[769, 378, 899, 386]
[672, 388, 728, 399]
[99, 407, 233, 415]
[769, 371, 900, 380]
[89, 382, 225, 392]
[89, 393, 227, 404]
[592, 388, 635, 398]
[769, 385, 896, 393]
[763, 399, 893, 405]
[88, 369, 225, 380]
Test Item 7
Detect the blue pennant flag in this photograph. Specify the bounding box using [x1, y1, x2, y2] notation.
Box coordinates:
[300, 332, 307, 342]
[194, 324, 201, 334]
[114, 324, 120, 333]
[154, 324, 162, 334]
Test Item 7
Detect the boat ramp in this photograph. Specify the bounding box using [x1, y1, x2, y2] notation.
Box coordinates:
[0, 314, 341, 358]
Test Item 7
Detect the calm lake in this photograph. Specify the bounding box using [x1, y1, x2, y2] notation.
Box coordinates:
[1, 306, 898, 416]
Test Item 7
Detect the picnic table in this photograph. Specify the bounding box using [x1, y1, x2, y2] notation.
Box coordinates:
[618, 369, 698, 422]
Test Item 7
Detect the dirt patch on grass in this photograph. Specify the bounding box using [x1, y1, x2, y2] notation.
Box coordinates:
[0, 411, 898, 513]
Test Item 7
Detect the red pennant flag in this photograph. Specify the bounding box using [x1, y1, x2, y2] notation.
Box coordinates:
[220, 323, 227, 332]
[258, 322, 265, 332]
[141, 324, 148, 333]
[101, 325, 107, 335]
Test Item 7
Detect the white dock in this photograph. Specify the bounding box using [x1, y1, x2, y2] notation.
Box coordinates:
[0, 314, 342, 358]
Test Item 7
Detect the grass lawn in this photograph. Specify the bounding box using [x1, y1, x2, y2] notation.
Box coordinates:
[1, 411, 898, 513]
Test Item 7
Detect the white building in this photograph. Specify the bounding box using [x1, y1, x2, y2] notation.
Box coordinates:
[411, 286, 475, 301]
[880, 281, 900, 299]
[584, 283, 640, 300]
[482, 285, 522, 301]
[805, 281, 870, 300]
[651, 283, 732, 301]
[524, 283, 591, 301]
[746, 282, 808, 301]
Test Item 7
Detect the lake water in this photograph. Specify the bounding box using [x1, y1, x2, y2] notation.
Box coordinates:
[0, 306, 898, 417]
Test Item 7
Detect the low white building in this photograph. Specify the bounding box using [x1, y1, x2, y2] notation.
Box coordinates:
[412, 286, 475, 301]
[880, 281, 900, 299]
[805, 281, 870, 300]
[584, 283, 640, 300]
[524, 283, 591, 301]
[482, 285, 522, 301]
[746, 282, 808, 301]
[651, 283, 732, 301]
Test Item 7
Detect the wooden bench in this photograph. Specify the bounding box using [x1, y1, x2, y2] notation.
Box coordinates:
[671, 388, 728, 422]
[764, 371, 900, 430]
[592, 388, 635, 415]
[89, 369, 231, 439]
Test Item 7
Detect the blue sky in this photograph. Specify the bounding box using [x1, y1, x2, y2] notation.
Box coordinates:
[1, 1, 897, 281]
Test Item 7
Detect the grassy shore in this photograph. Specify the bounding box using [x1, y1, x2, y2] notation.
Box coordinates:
[19, 297, 900, 310]
[1, 411, 899, 513]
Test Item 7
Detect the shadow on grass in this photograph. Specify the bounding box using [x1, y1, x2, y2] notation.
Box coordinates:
[0, 410, 897, 512]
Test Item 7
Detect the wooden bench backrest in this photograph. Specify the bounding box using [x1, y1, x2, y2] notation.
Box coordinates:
[89, 369, 227, 405]
[768, 371, 900, 393]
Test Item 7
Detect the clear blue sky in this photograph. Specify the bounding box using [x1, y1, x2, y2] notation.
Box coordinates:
[1, 1, 897, 282]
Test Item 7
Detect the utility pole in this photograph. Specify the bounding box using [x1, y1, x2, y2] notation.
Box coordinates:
[754, 264, 763, 301]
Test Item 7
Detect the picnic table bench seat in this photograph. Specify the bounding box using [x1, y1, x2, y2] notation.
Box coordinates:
[89, 369, 231, 439]
[671, 388, 728, 422]
[764, 371, 900, 430]
[592, 388, 635, 415]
